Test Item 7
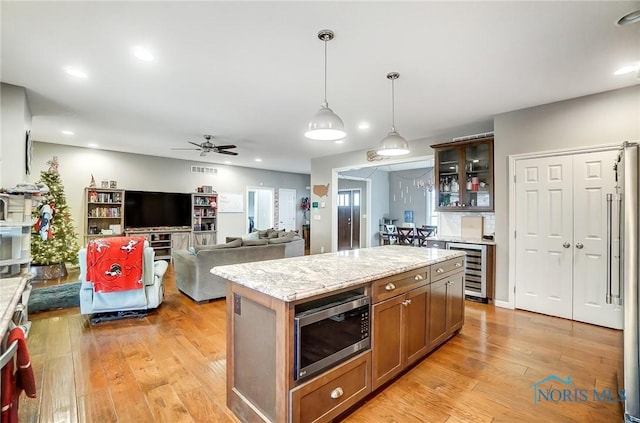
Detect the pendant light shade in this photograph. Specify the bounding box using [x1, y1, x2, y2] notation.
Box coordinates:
[305, 30, 346, 141]
[377, 72, 409, 157]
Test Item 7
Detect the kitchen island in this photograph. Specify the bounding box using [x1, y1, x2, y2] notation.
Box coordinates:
[212, 245, 466, 423]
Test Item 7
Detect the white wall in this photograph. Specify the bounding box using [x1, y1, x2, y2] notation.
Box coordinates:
[493, 85, 640, 304]
[1, 83, 32, 187]
[31, 142, 310, 246]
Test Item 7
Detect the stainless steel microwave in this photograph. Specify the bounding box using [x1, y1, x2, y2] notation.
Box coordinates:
[293, 292, 370, 381]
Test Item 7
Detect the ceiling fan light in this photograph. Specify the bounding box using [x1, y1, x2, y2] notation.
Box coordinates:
[377, 130, 410, 156]
[305, 103, 346, 141]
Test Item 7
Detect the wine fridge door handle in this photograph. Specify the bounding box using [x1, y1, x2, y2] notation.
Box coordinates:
[606, 193, 613, 304]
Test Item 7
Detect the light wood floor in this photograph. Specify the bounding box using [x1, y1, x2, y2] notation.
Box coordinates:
[19, 265, 623, 423]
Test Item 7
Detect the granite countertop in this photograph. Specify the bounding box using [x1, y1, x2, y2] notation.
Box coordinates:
[211, 245, 465, 302]
[0, 275, 29, 339]
[426, 235, 496, 245]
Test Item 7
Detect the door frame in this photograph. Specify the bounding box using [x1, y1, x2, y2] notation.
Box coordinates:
[337, 187, 362, 250]
[331, 154, 435, 253]
[505, 142, 620, 309]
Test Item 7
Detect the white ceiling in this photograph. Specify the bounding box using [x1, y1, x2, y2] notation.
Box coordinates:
[2, 1, 639, 175]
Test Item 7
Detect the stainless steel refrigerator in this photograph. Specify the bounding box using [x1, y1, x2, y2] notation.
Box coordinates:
[614, 141, 640, 423]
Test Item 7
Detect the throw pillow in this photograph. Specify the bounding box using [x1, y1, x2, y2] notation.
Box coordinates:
[241, 231, 260, 241]
[242, 238, 269, 246]
[194, 238, 242, 253]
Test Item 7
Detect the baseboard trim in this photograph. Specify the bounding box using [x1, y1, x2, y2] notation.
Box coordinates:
[494, 300, 514, 309]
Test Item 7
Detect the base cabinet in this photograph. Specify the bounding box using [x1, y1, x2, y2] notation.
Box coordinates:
[372, 285, 429, 389]
[290, 352, 371, 423]
[429, 272, 464, 349]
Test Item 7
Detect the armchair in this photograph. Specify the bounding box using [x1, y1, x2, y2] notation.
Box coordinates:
[78, 237, 168, 315]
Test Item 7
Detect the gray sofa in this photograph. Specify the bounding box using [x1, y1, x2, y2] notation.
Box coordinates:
[172, 234, 304, 302]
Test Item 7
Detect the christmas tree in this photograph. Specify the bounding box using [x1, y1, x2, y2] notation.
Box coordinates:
[31, 156, 80, 265]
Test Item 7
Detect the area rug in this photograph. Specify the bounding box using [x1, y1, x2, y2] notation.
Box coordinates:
[28, 281, 81, 313]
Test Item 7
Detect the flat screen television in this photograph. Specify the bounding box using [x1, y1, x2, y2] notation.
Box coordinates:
[124, 190, 191, 230]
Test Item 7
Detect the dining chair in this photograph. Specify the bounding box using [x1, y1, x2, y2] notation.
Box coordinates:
[396, 227, 415, 246]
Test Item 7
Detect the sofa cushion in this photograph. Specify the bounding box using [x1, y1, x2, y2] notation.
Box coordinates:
[242, 238, 269, 246]
[268, 233, 296, 244]
[267, 228, 284, 239]
[195, 238, 242, 253]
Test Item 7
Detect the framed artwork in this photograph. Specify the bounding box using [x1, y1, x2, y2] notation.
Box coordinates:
[110, 180, 117, 189]
[25, 130, 32, 175]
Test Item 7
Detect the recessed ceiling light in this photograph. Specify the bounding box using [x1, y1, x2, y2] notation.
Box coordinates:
[358, 122, 370, 130]
[87, 143, 99, 148]
[61, 130, 74, 135]
[132, 47, 154, 61]
[614, 64, 640, 75]
[255, 158, 263, 162]
[618, 9, 640, 26]
[334, 140, 344, 144]
[64, 66, 88, 79]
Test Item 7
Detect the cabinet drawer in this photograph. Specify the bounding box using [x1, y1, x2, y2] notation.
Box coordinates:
[290, 351, 371, 423]
[371, 267, 430, 303]
[425, 240, 447, 249]
[431, 256, 465, 281]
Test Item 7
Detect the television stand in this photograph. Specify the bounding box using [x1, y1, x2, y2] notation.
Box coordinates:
[124, 227, 191, 260]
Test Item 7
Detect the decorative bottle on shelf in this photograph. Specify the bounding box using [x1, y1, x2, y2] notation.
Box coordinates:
[466, 177, 472, 190]
[451, 177, 459, 193]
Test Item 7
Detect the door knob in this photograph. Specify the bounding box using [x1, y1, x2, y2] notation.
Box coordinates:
[576, 243, 584, 249]
[563, 242, 571, 248]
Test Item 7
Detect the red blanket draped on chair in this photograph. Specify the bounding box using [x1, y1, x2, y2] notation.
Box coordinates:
[87, 237, 146, 293]
[1, 327, 36, 423]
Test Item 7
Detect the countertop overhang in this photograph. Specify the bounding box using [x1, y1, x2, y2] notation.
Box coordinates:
[211, 245, 465, 302]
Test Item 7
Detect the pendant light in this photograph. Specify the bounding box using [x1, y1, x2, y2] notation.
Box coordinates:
[305, 29, 346, 141]
[377, 72, 410, 156]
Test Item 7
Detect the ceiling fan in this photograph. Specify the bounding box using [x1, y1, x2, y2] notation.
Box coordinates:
[172, 135, 238, 156]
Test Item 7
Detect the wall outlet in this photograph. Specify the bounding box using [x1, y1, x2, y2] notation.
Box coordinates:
[313, 214, 321, 220]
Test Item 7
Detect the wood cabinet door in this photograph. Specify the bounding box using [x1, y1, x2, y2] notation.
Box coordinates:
[404, 285, 430, 366]
[371, 295, 404, 389]
[428, 278, 448, 349]
[446, 273, 465, 334]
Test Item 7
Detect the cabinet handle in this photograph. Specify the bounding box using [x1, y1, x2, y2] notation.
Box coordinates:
[455, 262, 462, 268]
[436, 268, 444, 273]
[330, 387, 344, 399]
[575, 242, 584, 249]
[414, 274, 423, 281]
[563, 242, 571, 248]
[385, 283, 396, 291]
[402, 299, 412, 306]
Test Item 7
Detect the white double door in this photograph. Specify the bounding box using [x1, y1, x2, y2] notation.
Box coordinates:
[514, 149, 623, 329]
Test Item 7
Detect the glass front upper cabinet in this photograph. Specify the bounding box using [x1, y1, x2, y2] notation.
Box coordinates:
[432, 136, 494, 212]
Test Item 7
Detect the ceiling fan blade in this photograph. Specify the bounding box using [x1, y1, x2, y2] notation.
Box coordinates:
[217, 150, 238, 156]
[200, 151, 207, 156]
[188, 141, 203, 147]
[172, 147, 202, 151]
[214, 144, 237, 150]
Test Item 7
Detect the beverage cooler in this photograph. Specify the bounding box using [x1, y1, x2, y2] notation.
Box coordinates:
[446, 242, 490, 302]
